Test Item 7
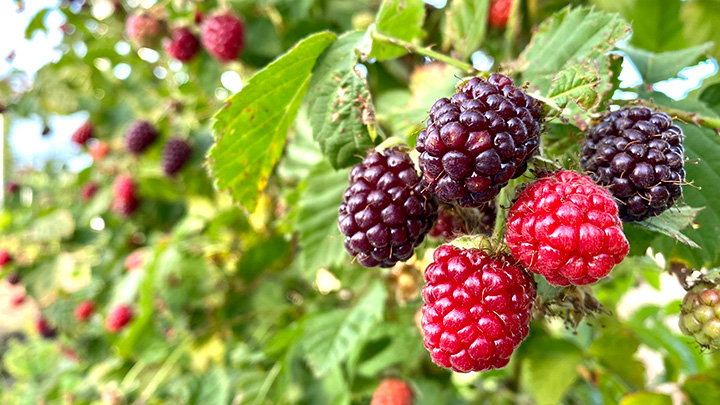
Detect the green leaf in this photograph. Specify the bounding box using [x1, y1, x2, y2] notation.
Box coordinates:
[208, 32, 337, 211]
[24, 8, 50, 39]
[619, 392, 672, 405]
[276, 107, 323, 184]
[367, 0, 426, 61]
[297, 161, 350, 276]
[190, 367, 230, 405]
[589, 324, 645, 389]
[518, 6, 630, 91]
[683, 375, 720, 405]
[547, 64, 602, 110]
[628, 205, 702, 249]
[625, 0, 686, 52]
[443, 0, 489, 60]
[301, 282, 387, 377]
[26, 209, 75, 242]
[699, 83, 720, 116]
[620, 43, 713, 83]
[520, 332, 583, 405]
[306, 32, 377, 169]
[682, 0, 720, 60]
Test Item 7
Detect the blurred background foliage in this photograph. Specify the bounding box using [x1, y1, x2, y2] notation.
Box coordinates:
[1, 0, 720, 404]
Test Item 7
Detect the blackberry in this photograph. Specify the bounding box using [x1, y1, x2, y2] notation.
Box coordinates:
[430, 203, 495, 241]
[416, 74, 542, 207]
[125, 121, 158, 155]
[7, 272, 20, 285]
[338, 148, 438, 268]
[161, 137, 192, 177]
[581, 107, 685, 221]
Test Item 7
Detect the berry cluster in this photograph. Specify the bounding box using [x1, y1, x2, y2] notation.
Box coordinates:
[416, 74, 542, 207]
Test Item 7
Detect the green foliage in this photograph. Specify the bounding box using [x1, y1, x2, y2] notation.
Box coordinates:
[4, 0, 720, 403]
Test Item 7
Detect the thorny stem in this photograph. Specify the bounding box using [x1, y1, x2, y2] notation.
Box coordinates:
[370, 30, 478, 74]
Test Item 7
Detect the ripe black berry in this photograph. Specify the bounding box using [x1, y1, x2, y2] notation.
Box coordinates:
[338, 148, 438, 268]
[416, 73, 542, 207]
[161, 137, 192, 177]
[581, 107, 685, 221]
[125, 121, 158, 155]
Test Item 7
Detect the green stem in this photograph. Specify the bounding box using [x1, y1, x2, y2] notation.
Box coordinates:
[133, 338, 191, 404]
[370, 30, 477, 74]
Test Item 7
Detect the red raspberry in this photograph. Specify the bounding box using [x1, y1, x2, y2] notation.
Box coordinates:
[421, 244, 536, 372]
[163, 27, 200, 62]
[10, 293, 25, 307]
[113, 175, 136, 200]
[371, 378, 414, 405]
[112, 197, 139, 217]
[89, 140, 109, 161]
[82, 182, 99, 201]
[202, 13, 245, 62]
[505, 170, 629, 286]
[489, 0, 512, 28]
[125, 250, 144, 271]
[106, 304, 134, 332]
[71, 121, 94, 146]
[36, 316, 57, 339]
[75, 300, 95, 322]
[125, 13, 163, 46]
[0, 249, 12, 267]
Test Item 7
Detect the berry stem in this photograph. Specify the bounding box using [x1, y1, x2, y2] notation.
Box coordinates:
[370, 30, 478, 74]
[375, 136, 407, 153]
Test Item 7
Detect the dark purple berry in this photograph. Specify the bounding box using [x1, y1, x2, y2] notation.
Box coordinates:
[581, 107, 685, 221]
[338, 148, 438, 268]
[161, 137, 192, 177]
[125, 121, 158, 155]
[416, 74, 542, 207]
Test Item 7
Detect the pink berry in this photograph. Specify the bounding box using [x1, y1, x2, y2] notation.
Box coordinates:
[163, 27, 200, 62]
[106, 304, 134, 332]
[202, 13, 245, 62]
[75, 300, 95, 322]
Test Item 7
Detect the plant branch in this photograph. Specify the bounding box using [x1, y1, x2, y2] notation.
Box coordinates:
[370, 30, 477, 74]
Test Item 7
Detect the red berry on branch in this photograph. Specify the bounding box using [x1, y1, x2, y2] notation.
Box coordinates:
[164, 27, 200, 62]
[71, 121, 94, 146]
[106, 304, 134, 332]
[202, 13, 245, 62]
[421, 244, 536, 372]
[505, 170, 629, 286]
[75, 300, 95, 322]
[489, 0, 512, 28]
[371, 378, 414, 405]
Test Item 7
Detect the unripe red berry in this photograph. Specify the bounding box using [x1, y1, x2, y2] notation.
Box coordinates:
[371, 378, 414, 405]
[0, 249, 12, 267]
[505, 170, 629, 286]
[489, 0, 512, 28]
[202, 13, 245, 62]
[106, 304, 134, 332]
[71, 121, 94, 146]
[75, 300, 95, 322]
[164, 27, 200, 62]
[89, 140, 109, 161]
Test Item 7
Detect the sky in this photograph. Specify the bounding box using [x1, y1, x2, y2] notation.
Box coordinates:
[1, 0, 718, 172]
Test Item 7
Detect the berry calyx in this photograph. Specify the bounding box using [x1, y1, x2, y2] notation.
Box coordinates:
[106, 304, 134, 332]
[75, 300, 95, 322]
[125, 121, 158, 155]
[161, 137, 192, 177]
[421, 244, 536, 372]
[202, 13, 245, 62]
[581, 107, 685, 222]
[505, 170, 629, 286]
[338, 147, 438, 268]
[163, 27, 200, 62]
[71, 121, 94, 146]
[489, 0, 512, 28]
[416, 73, 542, 207]
[371, 378, 414, 405]
[679, 282, 720, 350]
